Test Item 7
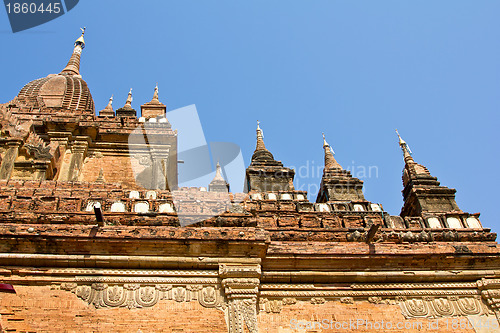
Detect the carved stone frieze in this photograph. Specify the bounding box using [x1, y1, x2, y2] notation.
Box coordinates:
[55, 276, 500, 328]
[133, 154, 153, 167]
[397, 296, 491, 319]
[60, 282, 225, 310]
[257, 282, 496, 324]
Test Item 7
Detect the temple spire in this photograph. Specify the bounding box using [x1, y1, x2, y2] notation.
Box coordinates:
[246, 121, 295, 192]
[61, 27, 86, 76]
[250, 120, 275, 162]
[124, 88, 133, 109]
[152, 83, 159, 101]
[209, 161, 230, 192]
[107, 95, 113, 108]
[99, 95, 114, 116]
[255, 120, 267, 152]
[396, 129, 413, 162]
[213, 161, 225, 181]
[140, 84, 167, 119]
[323, 133, 342, 170]
[116, 88, 137, 117]
[395, 130, 463, 218]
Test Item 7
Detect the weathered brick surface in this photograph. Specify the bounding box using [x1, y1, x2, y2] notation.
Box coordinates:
[344, 215, 364, 228]
[0, 285, 227, 333]
[278, 215, 298, 228]
[299, 214, 321, 228]
[80, 154, 139, 189]
[0, 49, 499, 333]
[322, 216, 342, 229]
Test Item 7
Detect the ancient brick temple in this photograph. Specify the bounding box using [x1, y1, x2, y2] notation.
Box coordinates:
[1, 31, 500, 333]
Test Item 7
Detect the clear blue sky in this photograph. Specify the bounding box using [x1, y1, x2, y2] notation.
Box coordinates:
[1, 1, 499, 232]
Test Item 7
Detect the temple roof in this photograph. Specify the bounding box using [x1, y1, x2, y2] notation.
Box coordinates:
[14, 28, 94, 114]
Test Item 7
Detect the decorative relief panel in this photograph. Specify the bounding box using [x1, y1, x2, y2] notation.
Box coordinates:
[55, 276, 500, 329]
[258, 282, 495, 324]
[60, 282, 225, 310]
[397, 296, 491, 319]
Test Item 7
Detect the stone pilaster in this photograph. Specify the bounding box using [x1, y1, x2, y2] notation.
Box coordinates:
[0, 140, 22, 180]
[478, 278, 500, 325]
[32, 161, 50, 180]
[58, 137, 89, 181]
[220, 263, 261, 333]
[150, 150, 169, 190]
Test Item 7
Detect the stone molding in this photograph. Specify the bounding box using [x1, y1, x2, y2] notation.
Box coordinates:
[258, 281, 495, 323]
[220, 264, 261, 333]
[32, 272, 500, 330]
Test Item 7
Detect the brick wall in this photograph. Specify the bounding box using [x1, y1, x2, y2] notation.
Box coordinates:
[1, 285, 227, 333]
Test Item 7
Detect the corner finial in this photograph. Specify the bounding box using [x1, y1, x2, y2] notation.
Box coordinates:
[213, 160, 224, 180]
[153, 83, 159, 100]
[74, 27, 86, 48]
[322, 132, 335, 155]
[395, 129, 412, 158]
[124, 88, 133, 108]
[61, 27, 87, 75]
[255, 120, 267, 151]
[322, 133, 341, 170]
[256, 120, 264, 138]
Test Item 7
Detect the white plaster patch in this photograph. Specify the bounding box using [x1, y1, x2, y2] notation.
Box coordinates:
[427, 217, 442, 229]
[110, 201, 126, 212]
[316, 203, 330, 212]
[134, 201, 150, 213]
[129, 191, 140, 199]
[158, 203, 175, 213]
[446, 217, 463, 229]
[353, 204, 365, 212]
[465, 217, 482, 229]
[267, 193, 277, 200]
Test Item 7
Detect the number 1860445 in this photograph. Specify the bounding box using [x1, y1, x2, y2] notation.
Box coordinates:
[5, 2, 61, 14]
